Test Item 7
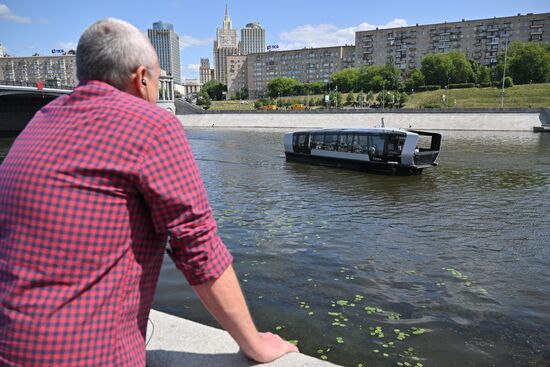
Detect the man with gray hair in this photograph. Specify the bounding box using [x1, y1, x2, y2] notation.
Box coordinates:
[0, 18, 297, 366]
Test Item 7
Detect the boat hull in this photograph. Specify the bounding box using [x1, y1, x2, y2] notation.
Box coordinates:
[285, 152, 425, 175]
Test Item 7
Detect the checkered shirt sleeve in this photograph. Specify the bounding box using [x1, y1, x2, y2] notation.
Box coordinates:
[137, 118, 233, 285]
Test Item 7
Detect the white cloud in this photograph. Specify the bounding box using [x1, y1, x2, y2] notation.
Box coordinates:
[0, 3, 30, 24]
[180, 35, 212, 49]
[57, 42, 78, 51]
[278, 19, 409, 50]
[181, 63, 200, 79]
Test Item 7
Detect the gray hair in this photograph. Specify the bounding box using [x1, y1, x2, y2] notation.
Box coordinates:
[76, 18, 158, 89]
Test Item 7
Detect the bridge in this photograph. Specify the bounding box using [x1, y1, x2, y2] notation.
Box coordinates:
[0, 81, 72, 136]
[1, 77, 176, 136]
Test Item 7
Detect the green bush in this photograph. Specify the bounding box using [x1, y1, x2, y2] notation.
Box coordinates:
[504, 76, 514, 88]
[415, 85, 441, 92]
[479, 82, 492, 88]
[421, 102, 444, 109]
[448, 83, 476, 89]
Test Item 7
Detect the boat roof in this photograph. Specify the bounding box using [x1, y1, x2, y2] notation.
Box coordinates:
[287, 127, 412, 135]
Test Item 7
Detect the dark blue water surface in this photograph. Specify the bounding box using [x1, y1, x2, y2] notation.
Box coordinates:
[2, 129, 549, 367]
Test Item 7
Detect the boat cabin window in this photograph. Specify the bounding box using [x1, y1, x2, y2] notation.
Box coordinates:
[353, 135, 370, 154]
[324, 134, 338, 151]
[371, 135, 386, 155]
[310, 133, 325, 149]
[387, 135, 406, 155]
[293, 133, 308, 150]
[338, 134, 354, 152]
[308, 132, 404, 157]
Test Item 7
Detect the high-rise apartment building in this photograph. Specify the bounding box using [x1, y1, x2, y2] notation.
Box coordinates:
[226, 55, 248, 99]
[0, 44, 4, 58]
[247, 46, 356, 99]
[148, 21, 182, 84]
[241, 22, 266, 55]
[0, 55, 77, 87]
[200, 58, 213, 84]
[213, 5, 240, 84]
[355, 12, 550, 70]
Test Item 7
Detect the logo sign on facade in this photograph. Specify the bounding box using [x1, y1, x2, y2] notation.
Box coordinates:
[267, 45, 279, 51]
[51, 49, 65, 55]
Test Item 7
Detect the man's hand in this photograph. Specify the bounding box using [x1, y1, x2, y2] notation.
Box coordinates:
[193, 265, 299, 363]
[241, 332, 299, 363]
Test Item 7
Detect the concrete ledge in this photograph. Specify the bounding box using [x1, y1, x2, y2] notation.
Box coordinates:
[179, 111, 542, 131]
[146, 310, 340, 367]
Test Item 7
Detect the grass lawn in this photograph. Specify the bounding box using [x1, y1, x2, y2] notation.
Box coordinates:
[209, 100, 256, 111]
[208, 84, 550, 110]
[405, 83, 550, 109]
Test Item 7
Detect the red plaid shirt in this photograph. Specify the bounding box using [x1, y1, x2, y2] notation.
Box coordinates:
[0, 81, 233, 366]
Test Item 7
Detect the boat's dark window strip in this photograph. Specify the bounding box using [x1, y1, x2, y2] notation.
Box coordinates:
[311, 133, 325, 149]
[338, 134, 354, 152]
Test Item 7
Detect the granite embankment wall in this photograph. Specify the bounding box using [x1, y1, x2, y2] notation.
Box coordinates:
[179, 109, 549, 131]
[146, 310, 339, 367]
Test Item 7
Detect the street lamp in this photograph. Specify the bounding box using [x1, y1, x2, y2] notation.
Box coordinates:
[500, 33, 509, 109]
[382, 82, 385, 109]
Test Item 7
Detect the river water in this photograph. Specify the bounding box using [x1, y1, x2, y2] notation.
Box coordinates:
[1, 129, 549, 367]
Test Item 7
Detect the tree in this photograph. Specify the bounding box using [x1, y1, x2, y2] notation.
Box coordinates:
[196, 90, 212, 109]
[267, 77, 300, 98]
[366, 90, 374, 106]
[346, 92, 355, 106]
[397, 92, 409, 108]
[202, 80, 227, 100]
[356, 91, 365, 107]
[376, 90, 395, 108]
[379, 63, 403, 90]
[331, 68, 360, 93]
[469, 60, 491, 85]
[421, 53, 453, 86]
[308, 81, 326, 94]
[405, 68, 425, 91]
[329, 91, 344, 109]
[448, 51, 475, 83]
[506, 42, 550, 84]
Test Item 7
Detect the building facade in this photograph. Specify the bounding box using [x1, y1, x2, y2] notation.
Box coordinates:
[241, 22, 266, 55]
[247, 46, 356, 99]
[355, 12, 550, 70]
[148, 21, 182, 84]
[181, 79, 202, 97]
[213, 5, 240, 84]
[200, 58, 214, 84]
[226, 55, 248, 99]
[0, 44, 4, 58]
[0, 55, 77, 87]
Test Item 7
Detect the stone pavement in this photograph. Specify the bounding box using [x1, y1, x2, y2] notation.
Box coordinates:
[146, 310, 341, 367]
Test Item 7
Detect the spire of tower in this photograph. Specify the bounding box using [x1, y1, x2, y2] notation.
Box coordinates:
[223, 2, 232, 30]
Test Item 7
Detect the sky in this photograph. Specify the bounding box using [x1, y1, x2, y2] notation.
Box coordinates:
[1, 1, 549, 80]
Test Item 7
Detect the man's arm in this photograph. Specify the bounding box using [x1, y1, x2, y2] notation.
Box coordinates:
[193, 265, 299, 363]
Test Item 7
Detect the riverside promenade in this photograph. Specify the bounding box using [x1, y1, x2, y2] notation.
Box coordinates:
[146, 310, 340, 367]
[177, 108, 549, 132]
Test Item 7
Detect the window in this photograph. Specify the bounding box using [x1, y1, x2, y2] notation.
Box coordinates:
[338, 133, 354, 152]
[324, 134, 338, 151]
[310, 133, 324, 149]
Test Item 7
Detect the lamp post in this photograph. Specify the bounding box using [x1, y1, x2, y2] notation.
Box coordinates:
[446, 77, 451, 109]
[500, 33, 509, 109]
[382, 82, 385, 109]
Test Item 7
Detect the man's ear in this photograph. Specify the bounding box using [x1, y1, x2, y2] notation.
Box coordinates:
[126, 65, 149, 100]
